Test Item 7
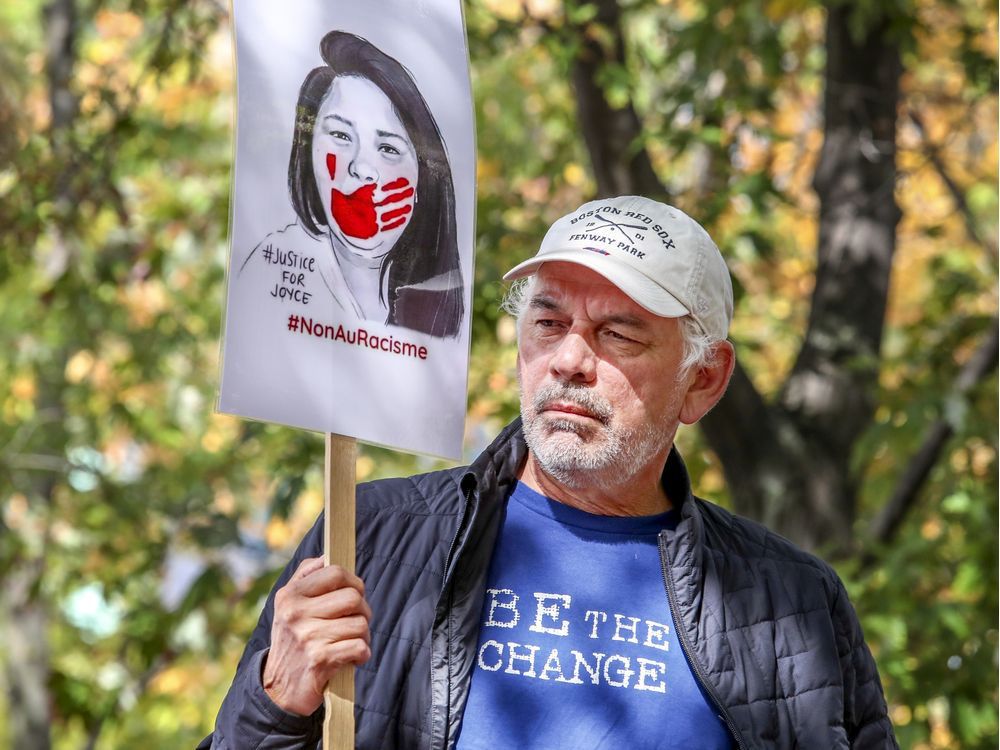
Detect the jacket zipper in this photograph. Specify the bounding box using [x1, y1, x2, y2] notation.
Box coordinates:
[432, 482, 476, 750]
[659, 534, 749, 750]
[441, 482, 475, 593]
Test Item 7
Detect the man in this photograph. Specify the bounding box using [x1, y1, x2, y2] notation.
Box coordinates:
[203, 196, 897, 749]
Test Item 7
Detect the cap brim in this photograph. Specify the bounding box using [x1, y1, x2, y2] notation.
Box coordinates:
[502, 251, 690, 318]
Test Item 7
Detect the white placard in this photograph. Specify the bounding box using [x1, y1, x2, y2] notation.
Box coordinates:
[219, 0, 475, 459]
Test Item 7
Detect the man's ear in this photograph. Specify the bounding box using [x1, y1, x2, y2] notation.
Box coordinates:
[678, 341, 736, 425]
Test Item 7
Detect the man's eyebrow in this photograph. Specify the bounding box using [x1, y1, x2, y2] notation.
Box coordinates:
[604, 313, 649, 329]
[528, 296, 561, 312]
[527, 297, 649, 329]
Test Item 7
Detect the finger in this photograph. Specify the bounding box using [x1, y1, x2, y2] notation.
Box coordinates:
[327, 636, 372, 667]
[299, 639, 371, 698]
[299, 585, 373, 622]
[290, 556, 325, 582]
[304, 613, 371, 647]
[296, 563, 366, 598]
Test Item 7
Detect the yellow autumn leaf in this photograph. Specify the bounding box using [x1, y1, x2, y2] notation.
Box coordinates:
[11, 374, 37, 401]
[266, 517, 293, 549]
[483, 0, 524, 22]
[65, 350, 95, 384]
[563, 163, 586, 187]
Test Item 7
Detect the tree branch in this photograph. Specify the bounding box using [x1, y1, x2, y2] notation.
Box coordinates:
[907, 108, 999, 260]
[43, 0, 78, 132]
[5, 454, 72, 473]
[868, 316, 1000, 548]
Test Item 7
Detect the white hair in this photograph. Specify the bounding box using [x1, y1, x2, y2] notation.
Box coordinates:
[500, 274, 721, 379]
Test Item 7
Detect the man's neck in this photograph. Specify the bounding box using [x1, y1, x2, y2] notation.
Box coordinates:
[517, 452, 673, 517]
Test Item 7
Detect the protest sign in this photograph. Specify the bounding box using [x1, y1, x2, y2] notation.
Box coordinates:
[219, 1, 475, 745]
[219, 0, 475, 461]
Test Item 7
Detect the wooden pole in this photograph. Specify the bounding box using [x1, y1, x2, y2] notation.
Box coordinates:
[323, 433, 357, 749]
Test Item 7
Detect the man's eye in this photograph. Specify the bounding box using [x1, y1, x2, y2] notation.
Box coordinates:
[378, 143, 401, 156]
[603, 329, 634, 343]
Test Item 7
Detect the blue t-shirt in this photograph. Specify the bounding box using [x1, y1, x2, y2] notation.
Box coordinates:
[455, 482, 733, 750]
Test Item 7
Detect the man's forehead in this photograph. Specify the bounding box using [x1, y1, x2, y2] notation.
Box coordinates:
[529, 264, 668, 328]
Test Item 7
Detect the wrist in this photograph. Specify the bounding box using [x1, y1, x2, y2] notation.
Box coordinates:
[261, 649, 320, 717]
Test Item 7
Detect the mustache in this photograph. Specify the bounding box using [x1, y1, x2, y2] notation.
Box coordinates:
[532, 384, 612, 425]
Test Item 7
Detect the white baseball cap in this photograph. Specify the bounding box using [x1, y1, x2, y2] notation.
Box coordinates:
[503, 195, 734, 340]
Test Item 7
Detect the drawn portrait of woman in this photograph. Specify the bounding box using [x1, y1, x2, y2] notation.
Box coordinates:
[239, 30, 465, 338]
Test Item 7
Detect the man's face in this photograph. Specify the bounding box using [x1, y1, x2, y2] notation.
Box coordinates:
[517, 263, 692, 489]
[311, 75, 418, 260]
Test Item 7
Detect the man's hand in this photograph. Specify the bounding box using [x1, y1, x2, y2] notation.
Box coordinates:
[262, 556, 372, 716]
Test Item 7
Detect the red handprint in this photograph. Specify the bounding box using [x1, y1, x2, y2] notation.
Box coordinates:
[326, 154, 415, 240]
[376, 178, 414, 232]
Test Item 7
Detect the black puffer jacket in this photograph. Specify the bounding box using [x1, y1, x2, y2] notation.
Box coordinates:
[202, 420, 897, 749]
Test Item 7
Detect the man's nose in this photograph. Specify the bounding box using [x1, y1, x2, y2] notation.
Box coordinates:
[550, 332, 597, 383]
[348, 149, 378, 184]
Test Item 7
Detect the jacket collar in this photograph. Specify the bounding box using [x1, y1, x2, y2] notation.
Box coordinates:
[462, 416, 527, 497]
[663, 444, 696, 512]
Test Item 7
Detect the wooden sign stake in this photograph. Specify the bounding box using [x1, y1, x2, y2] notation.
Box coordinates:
[323, 433, 357, 749]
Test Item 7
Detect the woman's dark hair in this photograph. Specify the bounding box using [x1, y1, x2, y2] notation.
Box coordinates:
[288, 31, 463, 338]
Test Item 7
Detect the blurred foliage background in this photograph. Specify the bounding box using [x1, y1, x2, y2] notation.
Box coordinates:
[0, 0, 996, 747]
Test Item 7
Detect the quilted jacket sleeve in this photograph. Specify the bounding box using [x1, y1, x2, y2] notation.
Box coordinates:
[197, 514, 326, 750]
[831, 575, 899, 749]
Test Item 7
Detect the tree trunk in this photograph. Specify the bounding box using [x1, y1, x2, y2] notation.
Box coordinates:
[2, 2, 79, 748]
[569, 0, 666, 200]
[2, 560, 52, 750]
[705, 3, 901, 554]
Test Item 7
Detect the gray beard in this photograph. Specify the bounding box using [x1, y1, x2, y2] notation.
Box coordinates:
[520, 383, 672, 490]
